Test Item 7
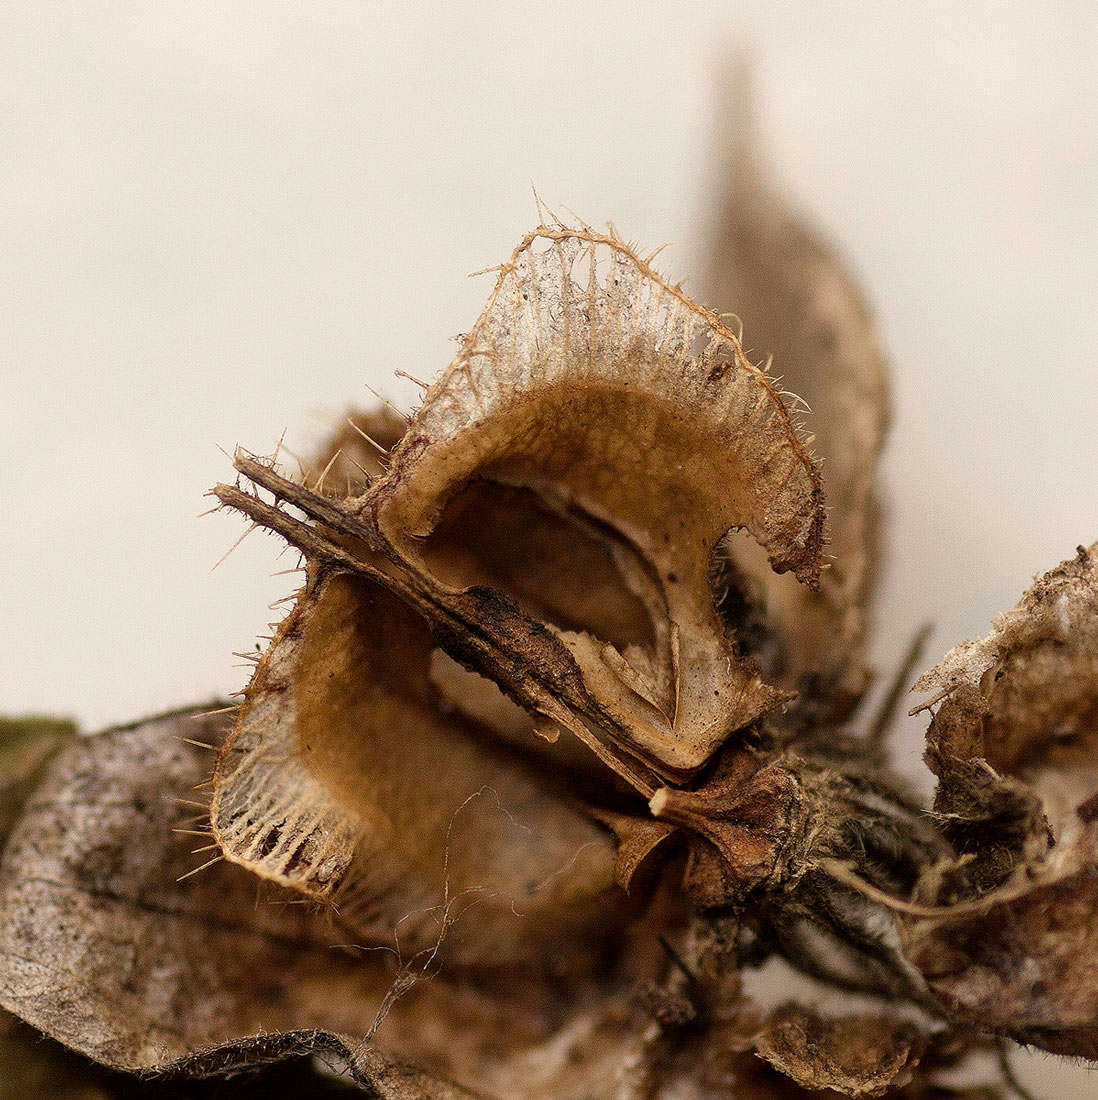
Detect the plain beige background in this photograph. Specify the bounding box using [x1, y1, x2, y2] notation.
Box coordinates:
[3, 3, 1096, 1092]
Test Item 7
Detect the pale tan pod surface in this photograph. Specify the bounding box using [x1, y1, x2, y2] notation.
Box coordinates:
[704, 70, 888, 712]
[367, 225, 824, 777]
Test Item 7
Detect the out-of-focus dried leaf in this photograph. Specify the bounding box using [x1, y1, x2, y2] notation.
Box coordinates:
[0, 714, 74, 845]
[314, 405, 410, 496]
[0, 709, 443, 1083]
[0, 708, 696, 1097]
[705, 66, 888, 717]
[904, 543, 1098, 1058]
[1, 715, 124, 1099]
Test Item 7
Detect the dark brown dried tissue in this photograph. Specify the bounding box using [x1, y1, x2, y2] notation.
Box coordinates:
[3, 114, 1095, 1100]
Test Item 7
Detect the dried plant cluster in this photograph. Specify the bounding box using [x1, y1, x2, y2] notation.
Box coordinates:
[2, 138, 1096, 1100]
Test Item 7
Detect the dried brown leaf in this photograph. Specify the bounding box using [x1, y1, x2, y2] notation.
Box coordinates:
[0, 708, 657, 1096]
[0, 714, 74, 845]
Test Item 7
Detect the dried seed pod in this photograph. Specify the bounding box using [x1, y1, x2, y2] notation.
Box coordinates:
[903, 543, 1098, 1057]
[210, 224, 828, 957]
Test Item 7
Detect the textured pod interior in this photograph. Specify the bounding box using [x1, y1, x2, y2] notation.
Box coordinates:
[213, 570, 622, 967]
[421, 478, 657, 652]
[365, 229, 824, 776]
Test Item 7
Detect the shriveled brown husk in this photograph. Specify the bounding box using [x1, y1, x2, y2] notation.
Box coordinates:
[903, 544, 1098, 1058]
[753, 1004, 924, 1097]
